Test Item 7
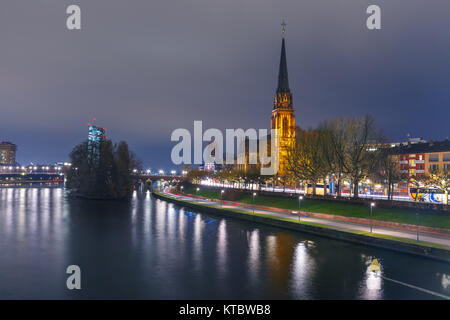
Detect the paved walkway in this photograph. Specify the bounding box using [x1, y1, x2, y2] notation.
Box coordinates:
[163, 189, 450, 248]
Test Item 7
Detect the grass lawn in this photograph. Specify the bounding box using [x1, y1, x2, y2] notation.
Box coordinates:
[182, 187, 450, 229]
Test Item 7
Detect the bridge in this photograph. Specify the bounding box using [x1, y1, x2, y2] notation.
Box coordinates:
[133, 174, 188, 192]
[0, 172, 64, 186]
[0, 168, 189, 190]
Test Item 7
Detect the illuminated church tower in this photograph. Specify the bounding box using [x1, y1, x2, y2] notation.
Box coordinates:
[271, 24, 295, 176]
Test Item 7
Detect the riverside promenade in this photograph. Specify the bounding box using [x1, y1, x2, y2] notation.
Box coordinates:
[163, 189, 450, 248]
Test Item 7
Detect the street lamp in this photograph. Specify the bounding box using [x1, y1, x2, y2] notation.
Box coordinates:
[298, 196, 304, 221]
[252, 192, 257, 214]
[196, 187, 200, 195]
[171, 170, 176, 175]
[370, 202, 375, 233]
[221, 190, 225, 206]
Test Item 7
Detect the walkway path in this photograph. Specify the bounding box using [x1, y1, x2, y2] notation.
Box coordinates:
[162, 189, 450, 248]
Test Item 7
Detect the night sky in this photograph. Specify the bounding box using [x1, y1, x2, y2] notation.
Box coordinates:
[1, 0, 450, 170]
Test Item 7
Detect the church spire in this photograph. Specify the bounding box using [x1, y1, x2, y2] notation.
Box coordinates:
[277, 37, 290, 93]
[273, 21, 293, 109]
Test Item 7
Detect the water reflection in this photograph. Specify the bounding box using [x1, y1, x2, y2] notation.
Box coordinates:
[247, 230, 261, 287]
[216, 220, 227, 278]
[0, 188, 449, 299]
[290, 242, 315, 299]
[266, 233, 297, 295]
[193, 213, 203, 272]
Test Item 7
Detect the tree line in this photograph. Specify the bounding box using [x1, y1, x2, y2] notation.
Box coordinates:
[186, 115, 450, 204]
[66, 140, 141, 199]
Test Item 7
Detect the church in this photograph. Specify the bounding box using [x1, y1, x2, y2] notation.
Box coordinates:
[238, 27, 296, 178]
[271, 28, 296, 176]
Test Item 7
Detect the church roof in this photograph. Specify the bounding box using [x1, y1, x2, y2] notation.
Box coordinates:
[277, 38, 290, 93]
[390, 140, 450, 155]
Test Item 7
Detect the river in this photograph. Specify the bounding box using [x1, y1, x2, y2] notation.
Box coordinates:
[0, 188, 449, 299]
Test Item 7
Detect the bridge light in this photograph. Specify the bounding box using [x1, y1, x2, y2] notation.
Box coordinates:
[146, 169, 151, 174]
[159, 170, 164, 175]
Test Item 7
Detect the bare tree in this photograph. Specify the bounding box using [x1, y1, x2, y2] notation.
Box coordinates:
[318, 121, 346, 196]
[409, 175, 425, 202]
[323, 115, 384, 198]
[377, 151, 405, 200]
[425, 169, 450, 205]
[286, 128, 328, 195]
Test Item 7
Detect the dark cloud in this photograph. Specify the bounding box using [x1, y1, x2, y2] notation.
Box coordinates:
[1, 0, 449, 169]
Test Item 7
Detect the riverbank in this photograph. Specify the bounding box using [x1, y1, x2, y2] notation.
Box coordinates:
[153, 190, 450, 263]
[183, 186, 450, 229]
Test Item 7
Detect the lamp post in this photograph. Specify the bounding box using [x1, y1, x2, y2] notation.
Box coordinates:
[370, 202, 375, 233]
[252, 192, 257, 214]
[180, 186, 184, 193]
[221, 190, 224, 207]
[298, 196, 304, 221]
[196, 187, 200, 195]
